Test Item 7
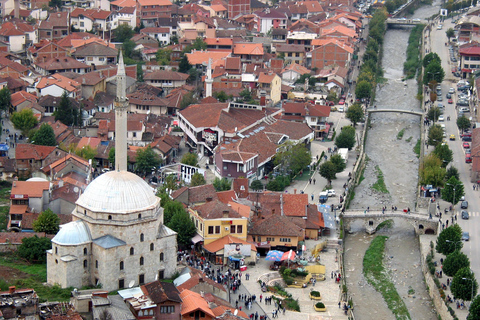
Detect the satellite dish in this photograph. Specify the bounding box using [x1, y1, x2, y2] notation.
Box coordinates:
[234, 310, 238, 315]
[73, 187, 79, 193]
[128, 280, 135, 288]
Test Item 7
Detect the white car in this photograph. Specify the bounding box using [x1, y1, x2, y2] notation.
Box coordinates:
[327, 189, 336, 197]
[449, 87, 455, 94]
[338, 106, 344, 112]
[438, 115, 444, 122]
[437, 24, 443, 30]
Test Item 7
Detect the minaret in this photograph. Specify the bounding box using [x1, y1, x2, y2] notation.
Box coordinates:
[115, 51, 128, 172]
[205, 58, 213, 98]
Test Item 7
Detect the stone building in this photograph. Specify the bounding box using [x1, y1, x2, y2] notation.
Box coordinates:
[46, 52, 178, 291]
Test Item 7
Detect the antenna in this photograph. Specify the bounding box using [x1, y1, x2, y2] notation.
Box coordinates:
[128, 280, 135, 288]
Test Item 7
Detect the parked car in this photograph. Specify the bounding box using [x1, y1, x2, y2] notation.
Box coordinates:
[462, 232, 470, 241]
[449, 87, 455, 94]
[327, 189, 336, 197]
[459, 107, 470, 113]
[462, 136, 472, 142]
[450, 134, 456, 140]
[462, 210, 469, 219]
[438, 115, 444, 122]
[326, 101, 335, 106]
[437, 95, 443, 101]
[461, 200, 468, 209]
[338, 99, 345, 105]
[448, 98, 453, 104]
[457, 100, 469, 106]
[446, 93, 452, 99]
[463, 142, 470, 148]
[466, 154, 472, 163]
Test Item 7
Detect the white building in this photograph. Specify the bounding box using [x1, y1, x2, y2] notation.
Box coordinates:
[46, 53, 178, 291]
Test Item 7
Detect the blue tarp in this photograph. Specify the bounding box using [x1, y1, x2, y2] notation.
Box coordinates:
[0, 143, 9, 151]
[317, 204, 335, 229]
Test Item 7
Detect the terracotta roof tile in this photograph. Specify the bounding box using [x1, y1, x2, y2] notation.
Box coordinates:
[192, 199, 242, 219]
[249, 214, 303, 237]
[216, 190, 236, 204]
[11, 181, 50, 198]
[283, 194, 308, 217]
[179, 290, 215, 317]
[15, 144, 57, 161]
[203, 234, 256, 253]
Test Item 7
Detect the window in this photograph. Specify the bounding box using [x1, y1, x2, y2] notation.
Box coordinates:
[138, 214, 142, 219]
[87, 57, 93, 61]
[139, 274, 145, 285]
[99, 57, 105, 61]
[195, 220, 198, 228]
[237, 225, 243, 234]
[200, 223, 203, 231]
[223, 165, 227, 170]
[150, 243, 154, 251]
[120, 261, 124, 270]
[119, 279, 125, 289]
[108, 215, 112, 220]
[160, 306, 175, 313]
[295, 53, 300, 57]
[266, 237, 275, 241]
[80, 22, 84, 27]
[279, 238, 291, 242]
[83, 260, 88, 268]
[140, 257, 144, 266]
[95, 260, 98, 268]
[208, 226, 214, 234]
[231, 225, 236, 233]
[160, 252, 164, 261]
[84, 248, 87, 255]
[140, 233, 144, 242]
[130, 247, 134, 255]
[257, 236, 261, 242]
[215, 226, 220, 234]
[55, 247, 58, 254]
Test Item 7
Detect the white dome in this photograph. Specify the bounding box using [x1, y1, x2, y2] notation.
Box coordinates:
[76, 171, 159, 214]
[27, 177, 48, 182]
[52, 220, 91, 245]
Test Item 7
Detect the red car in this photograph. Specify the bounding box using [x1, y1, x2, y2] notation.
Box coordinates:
[448, 98, 453, 104]
[463, 142, 470, 148]
[466, 154, 472, 163]
[326, 101, 335, 106]
[339, 99, 345, 105]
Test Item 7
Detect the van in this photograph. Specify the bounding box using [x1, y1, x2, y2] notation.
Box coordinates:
[319, 192, 328, 203]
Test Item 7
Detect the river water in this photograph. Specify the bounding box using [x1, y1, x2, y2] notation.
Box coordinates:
[345, 2, 443, 319]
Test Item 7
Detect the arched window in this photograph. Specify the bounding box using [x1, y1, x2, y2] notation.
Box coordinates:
[160, 252, 164, 262]
[108, 215, 112, 220]
[83, 260, 88, 268]
[55, 259, 58, 264]
[55, 247, 58, 254]
[140, 257, 144, 266]
[84, 248, 87, 255]
[120, 261, 124, 270]
[130, 247, 134, 255]
[95, 260, 98, 268]
[150, 243, 154, 251]
[138, 214, 142, 219]
[140, 233, 144, 242]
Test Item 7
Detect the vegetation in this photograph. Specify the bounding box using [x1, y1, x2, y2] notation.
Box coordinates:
[433, 143, 453, 167]
[310, 291, 321, 297]
[166, 209, 196, 248]
[315, 302, 326, 308]
[156, 48, 172, 65]
[436, 224, 463, 255]
[190, 172, 206, 186]
[372, 165, 388, 193]
[0, 206, 8, 231]
[135, 146, 161, 176]
[32, 209, 60, 234]
[355, 80, 373, 100]
[445, 166, 460, 182]
[423, 61, 445, 85]
[114, 25, 134, 42]
[457, 115, 471, 132]
[75, 145, 97, 165]
[273, 143, 311, 176]
[181, 153, 198, 167]
[18, 236, 52, 263]
[266, 175, 291, 191]
[319, 161, 337, 186]
[11, 108, 38, 135]
[403, 25, 424, 79]
[250, 180, 263, 191]
[0, 86, 11, 114]
[419, 153, 446, 187]
[179, 92, 198, 110]
[330, 154, 346, 173]
[427, 124, 444, 147]
[213, 177, 231, 191]
[451, 268, 478, 301]
[363, 236, 411, 320]
[32, 123, 56, 146]
[446, 28, 455, 41]
[163, 200, 187, 225]
[376, 219, 393, 231]
[213, 91, 232, 102]
[414, 139, 421, 157]
[442, 250, 470, 277]
[427, 106, 442, 122]
[397, 128, 406, 140]
[335, 126, 356, 150]
[345, 103, 365, 127]
[423, 52, 441, 68]
[54, 92, 80, 126]
[442, 177, 464, 206]
[467, 295, 480, 320]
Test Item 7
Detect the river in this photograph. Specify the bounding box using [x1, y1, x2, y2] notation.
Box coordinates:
[345, 2, 443, 319]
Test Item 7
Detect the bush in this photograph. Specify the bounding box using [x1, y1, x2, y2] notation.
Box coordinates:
[285, 298, 300, 311]
[315, 302, 325, 308]
[310, 291, 320, 297]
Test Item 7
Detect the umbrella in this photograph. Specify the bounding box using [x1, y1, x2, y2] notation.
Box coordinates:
[281, 250, 296, 261]
[265, 250, 283, 261]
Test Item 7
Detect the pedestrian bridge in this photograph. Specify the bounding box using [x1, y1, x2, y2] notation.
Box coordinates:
[342, 211, 438, 235]
[386, 18, 427, 26]
[368, 108, 424, 117]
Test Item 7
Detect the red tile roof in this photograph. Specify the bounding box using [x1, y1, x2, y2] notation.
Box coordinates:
[11, 181, 50, 198]
[203, 235, 256, 253]
[283, 194, 308, 217]
[15, 144, 57, 161]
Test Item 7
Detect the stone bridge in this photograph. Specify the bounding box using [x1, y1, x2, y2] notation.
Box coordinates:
[342, 211, 439, 235]
[386, 18, 427, 26]
[367, 108, 424, 117]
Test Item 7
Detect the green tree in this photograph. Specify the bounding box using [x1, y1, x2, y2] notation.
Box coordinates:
[273, 143, 311, 175]
[122, 39, 137, 59]
[179, 92, 198, 110]
[436, 224, 463, 255]
[451, 268, 478, 301]
[443, 250, 470, 277]
[419, 154, 445, 187]
[213, 91, 230, 102]
[428, 124, 443, 147]
[423, 52, 441, 68]
[163, 200, 185, 225]
[32, 209, 60, 234]
[457, 115, 471, 133]
[190, 172, 206, 186]
[319, 161, 337, 186]
[433, 143, 453, 167]
[18, 236, 52, 263]
[330, 154, 346, 173]
[335, 126, 356, 150]
[442, 176, 464, 206]
[467, 295, 480, 320]
[355, 80, 372, 100]
[178, 55, 192, 73]
[48, 0, 62, 9]
[54, 91, 79, 126]
[0, 86, 11, 114]
[213, 177, 231, 191]
[108, 147, 115, 167]
[75, 145, 97, 163]
[156, 48, 172, 65]
[11, 108, 38, 135]
[32, 123, 56, 146]
[182, 37, 207, 54]
[423, 61, 445, 85]
[345, 103, 364, 127]
[114, 24, 134, 42]
[446, 28, 455, 41]
[250, 180, 263, 191]
[167, 210, 196, 247]
[445, 166, 460, 182]
[181, 153, 198, 167]
[239, 89, 253, 102]
[135, 146, 161, 176]
[427, 106, 442, 122]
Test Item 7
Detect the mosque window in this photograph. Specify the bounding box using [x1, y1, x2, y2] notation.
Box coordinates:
[139, 274, 145, 285]
[130, 247, 134, 255]
[55, 247, 58, 254]
[108, 215, 112, 220]
[140, 233, 144, 242]
[119, 279, 124, 289]
[150, 243, 154, 251]
[55, 259, 58, 264]
[138, 213, 142, 219]
[120, 261, 124, 270]
[84, 248, 87, 255]
[160, 252, 164, 261]
[140, 257, 144, 265]
[95, 260, 98, 268]
[83, 260, 87, 268]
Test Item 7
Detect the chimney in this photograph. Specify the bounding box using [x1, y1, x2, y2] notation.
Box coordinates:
[14, 0, 19, 19]
[8, 286, 15, 294]
[294, 188, 297, 194]
[223, 210, 229, 218]
[206, 197, 213, 202]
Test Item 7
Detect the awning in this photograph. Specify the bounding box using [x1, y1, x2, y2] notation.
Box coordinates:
[192, 234, 204, 244]
[173, 120, 179, 126]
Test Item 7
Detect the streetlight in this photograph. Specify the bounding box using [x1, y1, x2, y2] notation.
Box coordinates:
[445, 182, 460, 215]
[462, 277, 475, 305]
[446, 240, 461, 251]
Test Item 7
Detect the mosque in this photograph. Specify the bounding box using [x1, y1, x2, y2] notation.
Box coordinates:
[46, 53, 178, 291]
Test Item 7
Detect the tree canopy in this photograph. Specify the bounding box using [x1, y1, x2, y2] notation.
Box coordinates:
[11, 108, 38, 135]
[451, 267, 478, 301]
[273, 143, 311, 176]
[445, 166, 459, 182]
[179, 92, 198, 110]
[32, 123, 56, 146]
[18, 236, 52, 263]
[0, 86, 11, 114]
[156, 48, 172, 65]
[433, 143, 453, 167]
[75, 145, 97, 163]
[446, 28, 455, 41]
[443, 250, 470, 277]
[190, 172, 206, 186]
[181, 153, 198, 167]
[166, 209, 196, 248]
[423, 52, 441, 68]
[436, 224, 463, 255]
[457, 115, 471, 132]
[355, 80, 372, 100]
[442, 176, 464, 205]
[428, 124, 444, 147]
[427, 106, 442, 122]
[54, 91, 80, 126]
[250, 180, 263, 191]
[135, 146, 161, 176]
[345, 103, 364, 127]
[419, 154, 445, 187]
[330, 154, 346, 173]
[32, 209, 60, 234]
[319, 161, 337, 186]
[423, 61, 445, 85]
[163, 200, 185, 225]
[467, 295, 480, 320]
[213, 177, 231, 191]
[114, 25, 134, 42]
[335, 126, 356, 150]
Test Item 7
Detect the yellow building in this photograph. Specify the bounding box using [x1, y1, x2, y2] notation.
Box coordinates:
[258, 72, 281, 104]
[249, 214, 304, 252]
[189, 199, 248, 245]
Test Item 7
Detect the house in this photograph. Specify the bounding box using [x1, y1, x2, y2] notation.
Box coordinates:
[459, 41, 480, 78]
[257, 72, 281, 104]
[27, 41, 68, 65]
[281, 63, 311, 83]
[205, 37, 233, 51]
[72, 42, 118, 66]
[38, 95, 80, 116]
[170, 184, 218, 206]
[10, 90, 38, 113]
[174, 268, 228, 300]
[233, 43, 264, 65]
[310, 38, 353, 70]
[0, 57, 30, 80]
[140, 27, 171, 45]
[75, 71, 107, 100]
[178, 289, 216, 320]
[137, 0, 173, 27]
[202, 234, 257, 265]
[35, 73, 81, 98]
[0, 287, 39, 319]
[470, 127, 480, 179]
[0, 21, 37, 53]
[70, 8, 112, 33]
[249, 214, 304, 251]
[143, 70, 189, 95]
[35, 56, 91, 76]
[15, 144, 68, 178]
[38, 12, 69, 40]
[275, 43, 305, 65]
[227, 0, 250, 20]
[127, 90, 171, 115]
[281, 102, 330, 139]
[286, 31, 317, 52]
[209, 4, 228, 18]
[149, 135, 181, 164]
[254, 9, 287, 34]
[111, 6, 136, 30]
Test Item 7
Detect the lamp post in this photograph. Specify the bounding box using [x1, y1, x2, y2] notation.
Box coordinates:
[462, 277, 475, 305]
[445, 182, 459, 215]
[446, 240, 461, 251]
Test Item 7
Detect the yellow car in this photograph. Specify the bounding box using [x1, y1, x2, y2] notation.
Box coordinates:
[450, 134, 456, 140]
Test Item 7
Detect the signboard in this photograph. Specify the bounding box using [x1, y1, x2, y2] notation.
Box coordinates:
[440, 9, 448, 16]
[224, 244, 251, 257]
[202, 129, 218, 147]
[179, 164, 205, 184]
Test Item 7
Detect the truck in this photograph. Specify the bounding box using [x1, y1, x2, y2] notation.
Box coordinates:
[338, 148, 348, 164]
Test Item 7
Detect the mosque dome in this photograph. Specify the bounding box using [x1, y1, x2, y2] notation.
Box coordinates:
[52, 220, 91, 245]
[76, 171, 159, 214]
